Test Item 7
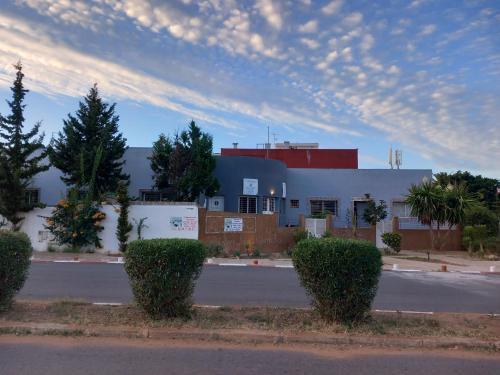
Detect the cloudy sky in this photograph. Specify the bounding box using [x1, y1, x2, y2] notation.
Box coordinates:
[0, 0, 498, 177]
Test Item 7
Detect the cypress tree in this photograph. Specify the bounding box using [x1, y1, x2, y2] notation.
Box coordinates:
[0, 62, 48, 230]
[49, 84, 128, 199]
[116, 182, 132, 253]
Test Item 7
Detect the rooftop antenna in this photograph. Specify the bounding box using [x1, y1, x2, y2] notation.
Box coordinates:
[272, 132, 279, 145]
[389, 146, 393, 169]
[395, 149, 403, 169]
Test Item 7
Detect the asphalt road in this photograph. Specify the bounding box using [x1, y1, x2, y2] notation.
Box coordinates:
[19, 263, 500, 313]
[1, 337, 499, 375]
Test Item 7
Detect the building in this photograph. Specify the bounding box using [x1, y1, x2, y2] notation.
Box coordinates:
[29, 146, 430, 230]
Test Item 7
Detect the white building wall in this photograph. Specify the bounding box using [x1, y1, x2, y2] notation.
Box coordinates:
[16, 203, 199, 254]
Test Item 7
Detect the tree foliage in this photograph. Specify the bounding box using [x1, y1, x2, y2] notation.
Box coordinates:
[0, 62, 48, 229]
[149, 121, 219, 202]
[435, 171, 499, 211]
[49, 84, 128, 199]
[116, 182, 133, 252]
[406, 181, 473, 258]
[362, 194, 388, 226]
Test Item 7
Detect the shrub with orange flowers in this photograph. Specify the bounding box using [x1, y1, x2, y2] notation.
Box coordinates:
[44, 189, 106, 251]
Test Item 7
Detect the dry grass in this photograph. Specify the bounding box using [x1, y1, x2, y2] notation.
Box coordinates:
[1, 300, 499, 341]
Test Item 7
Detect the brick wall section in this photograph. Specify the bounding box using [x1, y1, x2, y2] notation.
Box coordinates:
[198, 209, 295, 254]
[392, 218, 463, 251]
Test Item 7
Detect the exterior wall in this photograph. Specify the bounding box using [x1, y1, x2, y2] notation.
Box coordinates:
[221, 148, 358, 169]
[285, 168, 432, 226]
[199, 209, 295, 254]
[392, 218, 462, 251]
[213, 156, 287, 223]
[18, 203, 198, 253]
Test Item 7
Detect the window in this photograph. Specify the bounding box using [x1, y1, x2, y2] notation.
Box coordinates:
[239, 196, 257, 213]
[290, 199, 299, 208]
[24, 189, 39, 205]
[141, 191, 166, 201]
[392, 202, 412, 217]
[262, 196, 276, 212]
[310, 200, 338, 216]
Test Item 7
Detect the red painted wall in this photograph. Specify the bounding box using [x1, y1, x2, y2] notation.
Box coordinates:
[220, 148, 358, 169]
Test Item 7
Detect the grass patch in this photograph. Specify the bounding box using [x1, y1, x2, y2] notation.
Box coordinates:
[1, 301, 499, 341]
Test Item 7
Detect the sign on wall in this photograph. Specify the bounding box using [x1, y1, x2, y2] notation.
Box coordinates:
[243, 178, 258, 195]
[224, 217, 243, 232]
[169, 216, 198, 232]
[282, 182, 286, 198]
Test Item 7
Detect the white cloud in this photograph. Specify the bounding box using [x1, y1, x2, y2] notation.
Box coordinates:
[341, 47, 353, 62]
[255, 0, 283, 30]
[419, 24, 437, 36]
[360, 34, 374, 51]
[343, 12, 363, 27]
[300, 38, 320, 49]
[387, 65, 400, 74]
[321, 0, 343, 16]
[298, 20, 318, 33]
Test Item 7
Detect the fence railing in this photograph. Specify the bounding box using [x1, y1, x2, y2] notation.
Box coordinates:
[397, 217, 456, 230]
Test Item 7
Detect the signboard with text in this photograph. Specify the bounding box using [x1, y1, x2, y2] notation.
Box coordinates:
[243, 178, 258, 195]
[224, 217, 243, 232]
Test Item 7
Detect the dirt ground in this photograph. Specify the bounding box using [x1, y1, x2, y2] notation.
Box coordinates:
[2, 300, 499, 342]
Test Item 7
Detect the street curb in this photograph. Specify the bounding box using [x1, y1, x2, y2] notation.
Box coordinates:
[0, 321, 498, 352]
[30, 258, 500, 275]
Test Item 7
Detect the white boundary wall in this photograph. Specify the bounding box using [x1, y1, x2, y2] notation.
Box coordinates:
[16, 203, 198, 254]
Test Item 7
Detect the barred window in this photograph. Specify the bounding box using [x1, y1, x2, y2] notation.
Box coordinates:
[310, 200, 338, 216]
[25, 189, 39, 205]
[290, 199, 299, 208]
[239, 196, 257, 213]
[262, 197, 276, 212]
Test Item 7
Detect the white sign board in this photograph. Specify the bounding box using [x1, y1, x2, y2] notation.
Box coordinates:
[243, 178, 258, 195]
[224, 217, 243, 232]
[282, 182, 286, 198]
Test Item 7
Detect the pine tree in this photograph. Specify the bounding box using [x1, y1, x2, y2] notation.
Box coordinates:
[175, 121, 219, 202]
[49, 84, 128, 199]
[149, 133, 173, 191]
[0, 62, 48, 230]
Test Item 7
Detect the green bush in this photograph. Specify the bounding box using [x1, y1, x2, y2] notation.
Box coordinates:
[484, 236, 500, 255]
[322, 230, 334, 238]
[0, 231, 33, 311]
[292, 237, 382, 324]
[205, 242, 224, 258]
[381, 232, 402, 253]
[293, 229, 309, 244]
[124, 238, 206, 318]
[464, 206, 498, 236]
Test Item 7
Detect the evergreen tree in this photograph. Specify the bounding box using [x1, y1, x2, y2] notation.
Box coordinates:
[149, 133, 173, 191]
[173, 121, 219, 202]
[0, 62, 48, 230]
[49, 84, 128, 199]
[116, 182, 132, 253]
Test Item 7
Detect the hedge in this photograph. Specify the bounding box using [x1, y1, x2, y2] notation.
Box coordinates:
[124, 238, 206, 318]
[292, 237, 382, 324]
[0, 231, 33, 311]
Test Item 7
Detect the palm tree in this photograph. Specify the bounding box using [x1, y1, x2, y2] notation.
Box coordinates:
[406, 181, 443, 260]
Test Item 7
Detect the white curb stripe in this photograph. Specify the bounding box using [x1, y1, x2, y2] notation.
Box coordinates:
[93, 302, 123, 306]
[107, 261, 124, 264]
[275, 265, 294, 269]
[53, 260, 80, 263]
[374, 309, 434, 315]
[219, 263, 248, 267]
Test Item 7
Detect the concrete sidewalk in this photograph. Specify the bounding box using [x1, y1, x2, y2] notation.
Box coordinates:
[30, 251, 500, 274]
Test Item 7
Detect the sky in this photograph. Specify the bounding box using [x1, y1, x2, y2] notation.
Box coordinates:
[0, 0, 498, 177]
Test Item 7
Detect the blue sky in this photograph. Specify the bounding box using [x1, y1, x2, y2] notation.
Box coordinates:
[0, 0, 498, 177]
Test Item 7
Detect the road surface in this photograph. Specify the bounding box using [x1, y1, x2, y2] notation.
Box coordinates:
[19, 263, 500, 313]
[1, 336, 499, 375]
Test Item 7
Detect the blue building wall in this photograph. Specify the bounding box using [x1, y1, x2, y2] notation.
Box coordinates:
[285, 169, 432, 226]
[212, 156, 287, 223]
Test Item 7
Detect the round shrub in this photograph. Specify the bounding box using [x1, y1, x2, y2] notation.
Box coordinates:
[381, 232, 402, 253]
[124, 238, 206, 319]
[0, 231, 33, 311]
[292, 237, 382, 324]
